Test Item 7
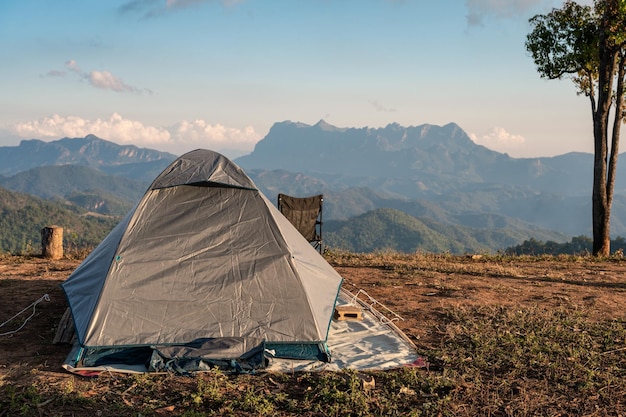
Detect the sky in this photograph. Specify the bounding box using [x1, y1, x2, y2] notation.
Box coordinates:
[0, 0, 597, 159]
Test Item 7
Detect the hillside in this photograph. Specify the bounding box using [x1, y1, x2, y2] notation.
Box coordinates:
[0, 164, 146, 204]
[0, 136, 174, 217]
[324, 208, 567, 254]
[0, 186, 120, 253]
[325, 208, 469, 253]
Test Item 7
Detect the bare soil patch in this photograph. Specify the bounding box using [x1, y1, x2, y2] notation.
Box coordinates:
[333, 255, 626, 348]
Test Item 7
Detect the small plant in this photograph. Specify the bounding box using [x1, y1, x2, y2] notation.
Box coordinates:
[62, 377, 75, 395]
[0, 383, 47, 417]
[234, 387, 276, 415]
[189, 370, 228, 406]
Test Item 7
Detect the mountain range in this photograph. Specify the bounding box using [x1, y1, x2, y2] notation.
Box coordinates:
[0, 134, 174, 179]
[235, 120, 626, 240]
[236, 120, 598, 197]
[1, 121, 621, 253]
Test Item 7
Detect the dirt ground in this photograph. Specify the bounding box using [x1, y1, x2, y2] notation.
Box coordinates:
[1, 254, 625, 413]
[334, 256, 626, 349]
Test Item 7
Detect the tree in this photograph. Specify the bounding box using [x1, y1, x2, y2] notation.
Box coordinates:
[526, 0, 626, 256]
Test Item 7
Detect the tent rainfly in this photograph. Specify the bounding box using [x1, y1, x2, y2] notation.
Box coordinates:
[61, 149, 344, 373]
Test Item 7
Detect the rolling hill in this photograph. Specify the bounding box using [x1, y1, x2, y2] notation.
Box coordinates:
[0, 164, 147, 201]
[324, 208, 567, 254]
[0, 186, 120, 253]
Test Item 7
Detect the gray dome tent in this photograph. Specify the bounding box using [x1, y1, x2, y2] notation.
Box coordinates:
[61, 149, 343, 372]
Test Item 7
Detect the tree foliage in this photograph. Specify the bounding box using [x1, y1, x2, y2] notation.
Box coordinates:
[504, 235, 626, 256]
[526, 2, 598, 84]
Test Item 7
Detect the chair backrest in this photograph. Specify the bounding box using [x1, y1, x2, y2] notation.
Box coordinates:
[277, 193, 323, 253]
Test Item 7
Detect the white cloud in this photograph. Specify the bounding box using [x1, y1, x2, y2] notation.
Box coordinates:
[87, 70, 142, 93]
[10, 113, 261, 156]
[44, 60, 149, 94]
[12, 113, 170, 145]
[469, 126, 526, 153]
[172, 119, 259, 147]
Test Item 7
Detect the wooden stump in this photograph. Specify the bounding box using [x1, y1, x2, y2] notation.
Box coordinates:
[41, 226, 63, 259]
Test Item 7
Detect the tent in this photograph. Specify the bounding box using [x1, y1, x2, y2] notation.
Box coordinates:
[61, 149, 345, 373]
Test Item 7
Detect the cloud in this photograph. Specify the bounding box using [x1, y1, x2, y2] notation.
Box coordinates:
[465, 0, 556, 26]
[171, 119, 259, 147]
[119, 0, 244, 18]
[65, 59, 82, 73]
[11, 113, 170, 145]
[10, 113, 261, 155]
[370, 100, 397, 113]
[45, 60, 150, 94]
[469, 126, 526, 152]
[87, 70, 146, 93]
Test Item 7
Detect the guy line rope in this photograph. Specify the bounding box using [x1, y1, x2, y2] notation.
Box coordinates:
[0, 294, 50, 337]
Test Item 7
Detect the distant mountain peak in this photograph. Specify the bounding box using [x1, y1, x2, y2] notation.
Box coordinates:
[235, 120, 505, 180]
[314, 119, 341, 131]
[0, 135, 176, 177]
[384, 122, 403, 130]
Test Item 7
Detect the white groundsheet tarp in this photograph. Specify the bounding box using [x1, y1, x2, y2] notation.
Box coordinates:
[266, 289, 419, 372]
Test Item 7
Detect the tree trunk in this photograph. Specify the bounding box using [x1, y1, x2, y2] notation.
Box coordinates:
[592, 132, 611, 256]
[604, 52, 626, 254]
[591, 71, 612, 256]
[41, 226, 63, 260]
[591, 4, 619, 257]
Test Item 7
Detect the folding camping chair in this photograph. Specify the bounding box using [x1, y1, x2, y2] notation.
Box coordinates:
[277, 193, 323, 253]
